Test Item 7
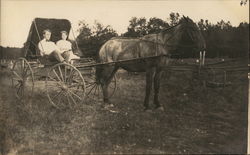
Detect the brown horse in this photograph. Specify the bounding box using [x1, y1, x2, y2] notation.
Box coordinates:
[96, 16, 206, 110]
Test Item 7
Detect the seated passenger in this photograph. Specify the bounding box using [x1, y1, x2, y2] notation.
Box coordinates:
[38, 29, 70, 63]
[56, 31, 80, 62]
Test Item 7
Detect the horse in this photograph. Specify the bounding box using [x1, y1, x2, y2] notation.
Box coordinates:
[95, 16, 206, 110]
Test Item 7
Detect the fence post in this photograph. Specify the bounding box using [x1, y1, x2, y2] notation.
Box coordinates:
[223, 71, 227, 88]
[201, 51, 206, 88]
[198, 51, 202, 77]
[202, 51, 206, 66]
[199, 51, 202, 67]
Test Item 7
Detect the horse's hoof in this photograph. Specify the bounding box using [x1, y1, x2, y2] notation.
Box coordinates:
[104, 104, 114, 109]
[144, 107, 152, 112]
[155, 106, 164, 111]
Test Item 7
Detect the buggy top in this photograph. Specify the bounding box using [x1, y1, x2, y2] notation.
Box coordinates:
[24, 18, 72, 59]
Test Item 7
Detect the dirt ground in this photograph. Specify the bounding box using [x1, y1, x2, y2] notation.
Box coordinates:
[0, 60, 248, 154]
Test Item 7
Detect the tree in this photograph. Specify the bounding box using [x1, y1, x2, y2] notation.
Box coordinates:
[147, 17, 169, 34]
[215, 20, 232, 30]
[168, 12, 180, 26]
[76, 20, 118, 58]
[123, 17, 147, 37]
[77, 20, 92, 41]
[240, 0, 248, 5]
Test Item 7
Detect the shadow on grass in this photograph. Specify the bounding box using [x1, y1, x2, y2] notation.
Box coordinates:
[0, 66, 248, 154]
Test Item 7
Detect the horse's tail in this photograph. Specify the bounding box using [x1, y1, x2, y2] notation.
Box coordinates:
[95, 43, 107, 83]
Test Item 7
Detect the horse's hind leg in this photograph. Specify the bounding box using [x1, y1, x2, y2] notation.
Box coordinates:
[144, 68, 154, 110]
[100, 66, 118, 105]
[153, 68, 163, 109]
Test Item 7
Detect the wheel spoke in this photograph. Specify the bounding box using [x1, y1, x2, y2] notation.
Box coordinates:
[54, 91, 66, 106]
[18, 85, 24, 97]
[47, 75, 58, 82]
[20, 60, 24, 73]
[51, 90, 64, 101]
[69, 87, 83, 96]
[86, 84, 96, 96]
[86, 82, 96, 88]
[17, 84, 22, 95]
[24, 72, 33, 78]
[13, 71, 22, 80]
[68, 92, 77, 105]
[93, 84, 98, 96]
[86, 75, 96, 81]
[23, 62, 29, 78]
[14, 82, 21, 88]
[64, 66, 67, 83]
[68, 82, 84, 88]
[46, 83, 60, 89]
[53, 69, 62, 82]
[66, 93, 72, 108]
[24, 68, 30, 78]
[13, 77, 22, 82]
[58, 66, 64, 82]
[68, 89, 82, 100]
[97, 85, 100, 99]
[67, 68, 75, 83]
[109, 84, 115, 89]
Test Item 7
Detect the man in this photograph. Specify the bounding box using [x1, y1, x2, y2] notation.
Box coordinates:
[56, 31, 80, 62]
[38, 29, 70, 63]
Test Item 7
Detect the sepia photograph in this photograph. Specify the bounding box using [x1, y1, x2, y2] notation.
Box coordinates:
[0, 0, 249, 154]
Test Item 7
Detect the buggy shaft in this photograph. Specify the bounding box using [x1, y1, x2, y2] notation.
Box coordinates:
[75, 54, 170, 68]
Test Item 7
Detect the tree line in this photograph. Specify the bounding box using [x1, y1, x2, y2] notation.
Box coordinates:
[76, 12, 249, 59]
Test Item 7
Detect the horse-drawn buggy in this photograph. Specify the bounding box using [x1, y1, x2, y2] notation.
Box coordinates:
[11, 18, 116, 109]
[11, 17, 248, 110]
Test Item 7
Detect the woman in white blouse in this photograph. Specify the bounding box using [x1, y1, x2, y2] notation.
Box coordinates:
[56, 31, 80, 62]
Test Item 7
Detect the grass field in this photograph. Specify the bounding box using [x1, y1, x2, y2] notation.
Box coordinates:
[0, 60, 248, 154]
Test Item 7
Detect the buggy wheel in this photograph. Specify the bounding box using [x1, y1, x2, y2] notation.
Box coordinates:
[85, 74, 117, 102]
[11, 58, 34, 101]
[46, 63, 85, 109]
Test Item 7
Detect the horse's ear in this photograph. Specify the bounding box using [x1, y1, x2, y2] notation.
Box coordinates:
[183, 15, 188, 22]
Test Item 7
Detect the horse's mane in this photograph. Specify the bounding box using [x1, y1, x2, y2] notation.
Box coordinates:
[110, 17, 200, 47]
[110, 21, 182, 41]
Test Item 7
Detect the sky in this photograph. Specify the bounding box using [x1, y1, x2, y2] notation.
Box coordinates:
[0, 0, 249, 47]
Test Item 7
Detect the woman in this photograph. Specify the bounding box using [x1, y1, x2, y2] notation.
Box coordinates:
[56, 31, 80, 62]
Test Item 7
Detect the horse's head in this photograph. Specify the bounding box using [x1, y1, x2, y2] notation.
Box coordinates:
[162, 16, 206, 54]
[180, 16, 206, 50]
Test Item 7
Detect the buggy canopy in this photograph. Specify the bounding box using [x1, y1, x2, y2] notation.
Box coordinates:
[24, 18, 71, 58]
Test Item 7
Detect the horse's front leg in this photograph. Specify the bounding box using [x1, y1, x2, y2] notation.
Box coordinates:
[102, 82, 109, 104]
[153, 68, 163, 109]
[144, 68, 154, 110]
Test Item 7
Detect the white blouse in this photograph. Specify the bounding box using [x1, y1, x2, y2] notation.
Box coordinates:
[38, 39, 59, 56]
[56, 40, 72, 53]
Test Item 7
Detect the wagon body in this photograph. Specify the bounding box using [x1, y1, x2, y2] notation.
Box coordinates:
[11, 18, 117, 109]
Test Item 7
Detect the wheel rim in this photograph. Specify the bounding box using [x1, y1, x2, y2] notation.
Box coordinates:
[85, 75, 116, 102]
[46, 63, 85, 109]
[11, 58, 34, 101]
